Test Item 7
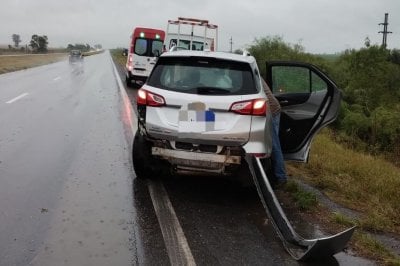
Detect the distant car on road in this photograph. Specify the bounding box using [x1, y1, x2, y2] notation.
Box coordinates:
[69, 50, 83, 64]
[132, 50, 341, 179]
[122, 48, 128, 56]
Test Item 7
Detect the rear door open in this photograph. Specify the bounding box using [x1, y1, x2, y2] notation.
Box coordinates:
[265, 62, 341, 162]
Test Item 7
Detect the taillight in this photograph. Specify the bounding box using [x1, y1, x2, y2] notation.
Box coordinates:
[229, 99, 267, 116]
[137, 89, 165, 107]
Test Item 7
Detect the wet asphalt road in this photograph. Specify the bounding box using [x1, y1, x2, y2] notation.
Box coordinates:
[0, 51, 374, 265]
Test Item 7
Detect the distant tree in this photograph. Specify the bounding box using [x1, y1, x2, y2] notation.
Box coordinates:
[390, 49, 400, 65]
[68, 43, 90, 52]
[248, 36, 323, 76]
[29, 34, 48, 53]
[364, 36, 371, 48]
[12, 34, 22, 47]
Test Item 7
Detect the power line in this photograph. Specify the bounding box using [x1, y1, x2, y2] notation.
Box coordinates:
[378, 13, 392, 48]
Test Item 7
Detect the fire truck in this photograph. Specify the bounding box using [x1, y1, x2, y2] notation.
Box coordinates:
[165, 17, 218, 51]
[125, 27, 165, 86]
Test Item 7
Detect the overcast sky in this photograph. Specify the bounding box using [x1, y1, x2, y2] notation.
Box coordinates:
[1, 0, 399, 53]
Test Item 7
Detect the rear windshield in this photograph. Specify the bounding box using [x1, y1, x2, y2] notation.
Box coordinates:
[147, 56, 257, 95]
[169, 39, 204, 51]
[134, 38, 163, 57]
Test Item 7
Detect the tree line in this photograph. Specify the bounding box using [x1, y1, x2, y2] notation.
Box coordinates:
[7, 33, 102, 54]
[248, 36, 400, 160]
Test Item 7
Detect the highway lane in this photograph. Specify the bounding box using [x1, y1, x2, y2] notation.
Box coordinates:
[0, 52, 169, 265]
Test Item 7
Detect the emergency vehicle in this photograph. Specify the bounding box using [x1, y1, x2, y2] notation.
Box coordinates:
[125, 27, 165, 86]
[165, 17, 218, 51]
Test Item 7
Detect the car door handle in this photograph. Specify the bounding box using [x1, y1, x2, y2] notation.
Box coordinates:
[279, 100, 289, 104]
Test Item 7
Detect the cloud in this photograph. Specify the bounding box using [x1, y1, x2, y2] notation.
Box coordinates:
[0, 0, 399, 53]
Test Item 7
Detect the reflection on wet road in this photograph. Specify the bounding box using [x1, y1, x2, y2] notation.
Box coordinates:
[0, 52, 140, 265]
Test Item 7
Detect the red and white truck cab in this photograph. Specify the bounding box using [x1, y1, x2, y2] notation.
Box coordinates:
[125, 27, 165, 86]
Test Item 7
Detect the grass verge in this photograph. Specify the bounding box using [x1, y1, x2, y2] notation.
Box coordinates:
[110, 49, 127, 67]
[286, 128, 400, 264]
[0, 54, 67, 74]
[288, 128, 400, 234]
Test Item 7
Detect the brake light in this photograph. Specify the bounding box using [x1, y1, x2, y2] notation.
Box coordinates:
[230, 99, 267, 116]
[137, 89, 165, 107]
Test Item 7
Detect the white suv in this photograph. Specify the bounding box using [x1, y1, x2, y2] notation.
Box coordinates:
[132, 50, 341, 178]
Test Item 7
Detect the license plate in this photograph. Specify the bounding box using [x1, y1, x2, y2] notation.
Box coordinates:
[178, 110, 215, 133]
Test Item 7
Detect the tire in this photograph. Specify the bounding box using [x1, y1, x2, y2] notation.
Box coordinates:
[125, 76, 132, 88]
[132, 130, 171, 179]
[132, 130, 152, 179]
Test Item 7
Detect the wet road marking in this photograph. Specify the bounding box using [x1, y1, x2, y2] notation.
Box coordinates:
[111, 55, 193, 264]
[148, 180, 196, 266]
[6, 93, 29, 104]
[53, 76, 61, 81]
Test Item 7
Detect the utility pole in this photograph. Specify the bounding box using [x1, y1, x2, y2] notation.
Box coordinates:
[229, 36, 233, 53]
[378, 13, 392, 48]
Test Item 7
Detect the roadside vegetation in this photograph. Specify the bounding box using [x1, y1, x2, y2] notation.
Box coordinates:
[287, 130, 400, 264]
[0, 42, 103, 75]
[249, 36, 400, 165]
[0, 54, 67, 74]
[248, 36, 400, 264]
[110, 48, 126, 66]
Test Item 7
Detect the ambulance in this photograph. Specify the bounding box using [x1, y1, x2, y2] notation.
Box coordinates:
[125, 27, 165, 86]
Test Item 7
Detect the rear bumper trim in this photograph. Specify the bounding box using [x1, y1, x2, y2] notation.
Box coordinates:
[152, 147, 241, 165]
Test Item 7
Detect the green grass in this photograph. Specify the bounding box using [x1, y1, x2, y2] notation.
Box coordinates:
[288, 128, 400, 234]
[0, 54, 67, 74]
[353, 232, 400, 265]
[314, 53, 340, 62]
[82, 50, 104, 56]
[284, 180, 318, 210]
[331, 212, 357, 227]
[110, 49, 127, 67]
[287, 128, 400, 263]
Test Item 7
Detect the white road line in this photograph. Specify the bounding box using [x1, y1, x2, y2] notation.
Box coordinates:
[6, 93, 29, 104]
[111, 54, 195, 265]
[148, 180, 196, 266]
[53, 76, 61, 81]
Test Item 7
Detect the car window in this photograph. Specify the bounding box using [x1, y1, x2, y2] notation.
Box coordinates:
[271, 66, 310, 94]
[169, 39, 204, 51]
[147, 56, 257, 95]
[311, 71, 328, 92]
[271, 66, 328, 94]
[134, 38, 147, 55]
[151, 40, 163, 57]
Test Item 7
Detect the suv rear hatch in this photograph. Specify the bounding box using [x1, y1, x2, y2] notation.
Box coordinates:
[140, 55, 264, 146]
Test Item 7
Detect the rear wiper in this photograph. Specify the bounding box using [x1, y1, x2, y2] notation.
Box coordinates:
[193, 87, 231, 95]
